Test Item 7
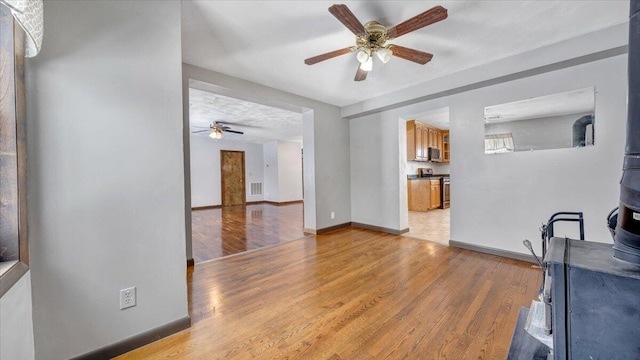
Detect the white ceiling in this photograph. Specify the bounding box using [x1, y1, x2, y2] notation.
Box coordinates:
[484, 87, 595, 123]
[182, 1, 629, 108]
[189, 87, 303, 143]
[403, 107, 450, 130]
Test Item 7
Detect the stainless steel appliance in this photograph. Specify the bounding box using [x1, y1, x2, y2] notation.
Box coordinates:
[427, 147, 441, 162]
[418, 168, 433, 177]
[440, 177, 450, 209]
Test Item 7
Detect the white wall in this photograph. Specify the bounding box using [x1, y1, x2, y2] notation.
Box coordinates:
[351, 115, 407, 230]
[25, 2, 188, 359]
[183, 64, 350, 231]
[262, 140, 303, 203]
[190, 135, 264, 207]
[0, 271, 35, 360]
[349, 25, 627, 256]
[406, 161, 451, 176]
[447, 56, 625, 253]
[263, 141, 279, 202]
[277, 141, 303, 202]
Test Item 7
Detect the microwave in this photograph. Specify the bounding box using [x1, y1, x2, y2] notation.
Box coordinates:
[428, 147, 442, 162]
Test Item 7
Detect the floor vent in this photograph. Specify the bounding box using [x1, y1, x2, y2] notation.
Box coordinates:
[250, 182, 263, 196]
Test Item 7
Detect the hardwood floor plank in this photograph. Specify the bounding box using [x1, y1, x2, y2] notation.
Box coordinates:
[192, 203, 306, 263]
[117, 228, 539, 359]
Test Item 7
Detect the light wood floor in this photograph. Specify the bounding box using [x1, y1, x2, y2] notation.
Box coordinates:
[117, 228, 539, 359]
[192, 203, 306, 263]
[404, 208, 450, 245]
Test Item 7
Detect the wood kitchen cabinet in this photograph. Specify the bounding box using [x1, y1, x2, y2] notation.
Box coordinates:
[442, 130, 450, 163]
[407, 120, 445, 162]
[429, 179, 441, 209]
[408, 179, 430, 211]
[407, 120, 427, 161]
[408, 179, 441, 211]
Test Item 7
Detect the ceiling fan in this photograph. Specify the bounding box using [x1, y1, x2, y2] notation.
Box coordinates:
[304, 4, 448, 81]
[192, 121, 244, 139]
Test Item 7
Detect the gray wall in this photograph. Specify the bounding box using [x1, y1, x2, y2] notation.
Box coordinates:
[25, 2, 188, 359]
[485, 112, 594, 151]
[349, 24, 627, 255]
[0, 271, 35, 360]
[182, 64, 350, 231]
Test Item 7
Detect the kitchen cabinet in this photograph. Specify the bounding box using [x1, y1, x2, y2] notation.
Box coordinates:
[407, 120, 445, 162]
[408, 179, 430, 211]
[407, 120, 427, 161]
[430, 179, 441, 209]
[442, 130, 450, 163]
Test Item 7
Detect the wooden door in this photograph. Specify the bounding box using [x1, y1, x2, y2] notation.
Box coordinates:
[220, 150, 245, 206]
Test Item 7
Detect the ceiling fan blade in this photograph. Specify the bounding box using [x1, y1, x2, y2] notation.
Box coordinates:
[328, 4, 366, 36]
[192, 129, 210, 134]
[354, 66, 368, 81]
[223, 129, 244, 135]
[390, 45, 433, 65]
[305, 47, 354, 65]
[387, 6, 448, 39]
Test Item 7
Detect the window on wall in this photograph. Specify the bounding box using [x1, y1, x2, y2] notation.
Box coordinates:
[0, 3, 29, 293]
[484, 133, 515, 154]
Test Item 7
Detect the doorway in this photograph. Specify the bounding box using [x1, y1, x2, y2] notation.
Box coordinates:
[220, 150, 245, 206]
[401, 107, 451, 245]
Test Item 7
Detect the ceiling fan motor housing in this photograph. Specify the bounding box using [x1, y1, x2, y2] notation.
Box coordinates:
[357, 21, 389, 52]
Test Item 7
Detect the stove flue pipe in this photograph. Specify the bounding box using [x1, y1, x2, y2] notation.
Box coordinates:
[613, 0, 640, 263]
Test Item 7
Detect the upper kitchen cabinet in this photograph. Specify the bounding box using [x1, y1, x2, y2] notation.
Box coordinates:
[407, 120, 426, 161]
[407, 120, 445, 162]
[442, 130, 450, 163]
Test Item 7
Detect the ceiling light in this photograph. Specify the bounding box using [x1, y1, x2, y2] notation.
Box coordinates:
[376, 48, 392, 64]
[356, 49, 370, 64]
[360, 57, 373, 72]
[209, 129, 223, 139]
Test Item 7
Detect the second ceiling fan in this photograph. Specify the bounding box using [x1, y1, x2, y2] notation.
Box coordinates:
[192, 121, 244, 139]
[305, 4, 448, 81]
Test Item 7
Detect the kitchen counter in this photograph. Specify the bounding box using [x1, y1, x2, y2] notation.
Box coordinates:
[407, 174, 449, 180]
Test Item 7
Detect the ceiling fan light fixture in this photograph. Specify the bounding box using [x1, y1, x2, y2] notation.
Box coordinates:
[360, 57, 373, 72]
[356, 48, 370, 63]
[376, 47, 392, 64]
[209, 129, 223, 139]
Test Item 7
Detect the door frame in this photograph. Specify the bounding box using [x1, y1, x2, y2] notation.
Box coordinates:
[220, 150, 246, 206]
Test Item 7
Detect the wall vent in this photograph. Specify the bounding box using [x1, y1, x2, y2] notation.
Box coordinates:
[250, 182, 263, 196]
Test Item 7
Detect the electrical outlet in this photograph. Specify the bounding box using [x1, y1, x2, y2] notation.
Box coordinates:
[120, 286, 136, 310]
[331, 211, 335, 219]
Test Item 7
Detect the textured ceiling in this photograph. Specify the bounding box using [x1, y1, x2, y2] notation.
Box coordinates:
[189, 87, 302, 144]
[182, 1, 629, 108]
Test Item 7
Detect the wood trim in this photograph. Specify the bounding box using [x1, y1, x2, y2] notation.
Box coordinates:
[449, 240, 537, 264]
[191, 205, 222, 210]
[0, 261, 27, 298]
[351, 222, 409, 235]
[186, 258, 194, 267]
[71, 316, 191, 360]
[316, 222, 352, 234]
[0, 5, 29, 294]
[13, 13, 27, 266]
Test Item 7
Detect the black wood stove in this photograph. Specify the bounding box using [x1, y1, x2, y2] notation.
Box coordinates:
[508, 1, 640, 358]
